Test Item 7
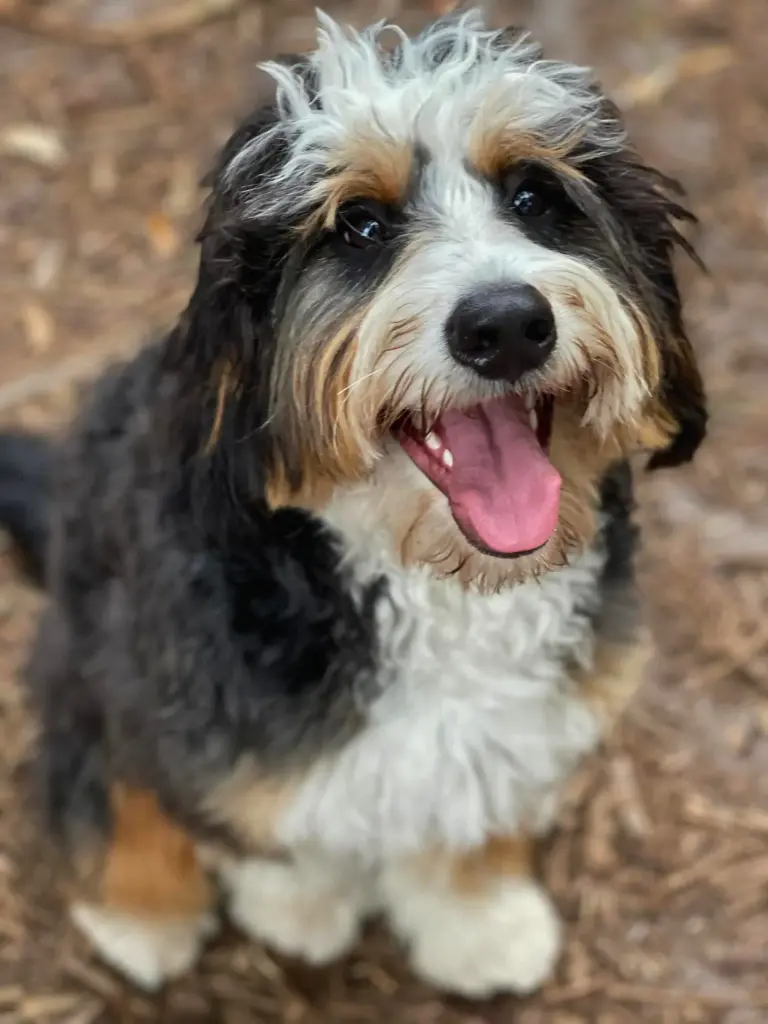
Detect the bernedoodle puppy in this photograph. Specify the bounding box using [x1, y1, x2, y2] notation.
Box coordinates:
[0, 9, 706, 998]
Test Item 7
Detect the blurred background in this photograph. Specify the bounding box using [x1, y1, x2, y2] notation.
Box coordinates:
[0, 2, 767, 1022]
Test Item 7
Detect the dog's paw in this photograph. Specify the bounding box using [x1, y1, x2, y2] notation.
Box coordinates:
[70, 902, 217, 991]
[383, 873, 562, 998]
[220, 856, 371, 965]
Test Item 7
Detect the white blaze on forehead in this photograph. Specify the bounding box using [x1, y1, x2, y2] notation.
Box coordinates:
[229, 9, 625, 215]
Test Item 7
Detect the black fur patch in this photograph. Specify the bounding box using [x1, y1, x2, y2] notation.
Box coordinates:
[594, 459, 641, 645]
[0, 432, 54, 585]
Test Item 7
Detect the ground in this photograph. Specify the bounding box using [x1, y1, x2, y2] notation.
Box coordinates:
[0, 1, 767, 1021]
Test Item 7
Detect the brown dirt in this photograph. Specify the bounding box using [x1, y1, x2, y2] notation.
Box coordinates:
[1, 1, 767, 1022]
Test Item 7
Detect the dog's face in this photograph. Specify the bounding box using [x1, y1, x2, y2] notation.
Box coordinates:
[191, 11, 706, 589]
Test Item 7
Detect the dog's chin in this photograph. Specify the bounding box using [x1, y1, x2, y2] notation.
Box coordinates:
[391, 393, 560, 562]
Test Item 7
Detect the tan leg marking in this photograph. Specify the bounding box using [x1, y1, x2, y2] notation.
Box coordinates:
[70, 785, 217, 991]
[100, 785, 213, 916]
[200, 759, 295, 854]
[448, 835, 535, 894]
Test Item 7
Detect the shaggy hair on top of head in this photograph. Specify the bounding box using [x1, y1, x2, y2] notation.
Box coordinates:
[226, 12, 626, 217]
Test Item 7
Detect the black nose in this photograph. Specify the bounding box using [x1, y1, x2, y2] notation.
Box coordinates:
[446, 284, 557, 383]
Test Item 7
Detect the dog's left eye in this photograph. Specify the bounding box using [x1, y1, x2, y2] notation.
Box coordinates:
[337, 203, 387, 249]
[502, 168, 567, 223]
[511, 181, 552, 218]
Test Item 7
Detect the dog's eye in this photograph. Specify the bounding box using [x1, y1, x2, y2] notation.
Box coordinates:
[511, 180, 553, 219]
[336, 203, 388, 249]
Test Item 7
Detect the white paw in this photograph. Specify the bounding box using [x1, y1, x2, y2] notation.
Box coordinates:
[220, 855, 371, 965]
[71, 903, 217, 991]
[383, 874, 562, 998]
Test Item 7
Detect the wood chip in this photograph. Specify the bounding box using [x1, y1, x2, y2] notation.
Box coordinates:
[683, 794, 768, 835]
[610, 755, 652, 839]
[0, 124, 67, 169]
[19, 993, 83, 1018]
[30, 242, 65, 292]
[60, 1000, 105, 1024]
[20, 302, 55, 354]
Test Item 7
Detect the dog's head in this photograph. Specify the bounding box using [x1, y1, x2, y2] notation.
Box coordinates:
[184, 10, 706, 589]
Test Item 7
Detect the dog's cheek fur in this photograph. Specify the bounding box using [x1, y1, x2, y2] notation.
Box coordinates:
[264, 273, 379, 511]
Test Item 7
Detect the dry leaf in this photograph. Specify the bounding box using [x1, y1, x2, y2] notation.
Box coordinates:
[0, 123, 67, 168]
[145, 212, 181, 259]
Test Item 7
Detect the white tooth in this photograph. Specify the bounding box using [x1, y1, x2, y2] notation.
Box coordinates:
[529, 410, 538, 432]
[442, 449, 454, 469]
[425, 431, 441, 451]
[524, 391, 535, 411]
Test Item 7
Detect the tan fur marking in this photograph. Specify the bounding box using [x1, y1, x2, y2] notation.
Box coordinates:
[449, 836, 534, 895]
[265, 461, 338, 512]
[577, 634, 652, 731]
[468, 123, 586, 183]
[100, 786, 213, 919]
[204, 359, 238, 455]
[408, 836, 535, 895]
[201, 761, 294, 853]
[301, 135, 414, 237]
[632, 400, 676, 454]
[267, 313, 373, 510]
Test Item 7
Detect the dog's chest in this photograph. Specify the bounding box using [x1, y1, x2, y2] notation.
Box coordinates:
[277, 522, 606, 858]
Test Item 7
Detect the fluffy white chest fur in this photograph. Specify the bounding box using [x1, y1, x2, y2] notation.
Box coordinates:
[276, 483, 605, 858]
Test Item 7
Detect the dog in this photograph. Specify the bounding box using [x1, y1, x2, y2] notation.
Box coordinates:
[0, 9, 706, 999]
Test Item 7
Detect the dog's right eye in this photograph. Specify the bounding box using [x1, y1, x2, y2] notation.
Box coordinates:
[336, 203, 387, 249]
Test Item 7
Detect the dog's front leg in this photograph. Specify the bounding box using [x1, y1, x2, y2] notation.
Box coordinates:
[380, 835, 562, 998]
[218, 847, 376, 965]
[69, 785, 217, 991]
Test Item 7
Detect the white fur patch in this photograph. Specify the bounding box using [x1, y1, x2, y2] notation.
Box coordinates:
[380, 859, 562, 997]
[274, 472, 603, 858]
[70, 903, 217, 991]
[219, 852, 376, 964]
[230, 10, 624, 218]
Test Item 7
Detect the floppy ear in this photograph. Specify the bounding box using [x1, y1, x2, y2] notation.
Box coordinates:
[586, 144, 708, 469]
[168, 59, 326, 505]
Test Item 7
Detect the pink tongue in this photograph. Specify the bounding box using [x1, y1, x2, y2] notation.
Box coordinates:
[440, 397, 561, 555]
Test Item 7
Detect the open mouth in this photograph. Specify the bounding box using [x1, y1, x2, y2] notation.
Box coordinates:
[393, 394, 560, 558]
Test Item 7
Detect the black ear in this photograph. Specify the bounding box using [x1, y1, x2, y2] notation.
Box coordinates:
[584, 143, 708, 469]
